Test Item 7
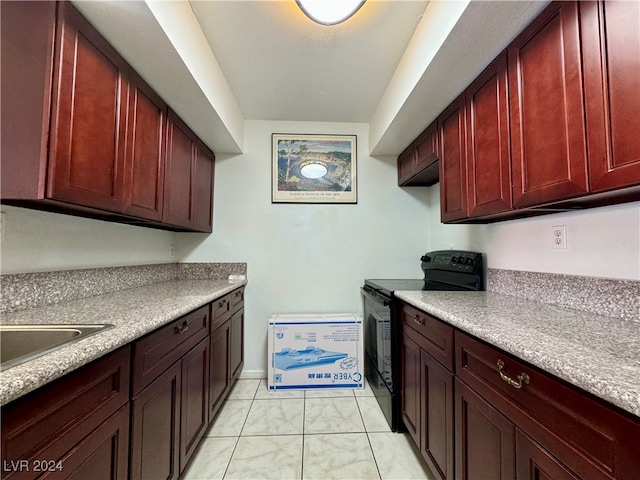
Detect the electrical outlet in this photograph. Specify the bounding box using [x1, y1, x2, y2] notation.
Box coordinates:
[169, 245, 176, 258]
[552, 225, 567, 249]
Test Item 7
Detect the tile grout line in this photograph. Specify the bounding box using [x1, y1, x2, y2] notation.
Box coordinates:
[355, 394, 384, 480]
[301, 390, 306, 480]
[222, 381, 260, 479]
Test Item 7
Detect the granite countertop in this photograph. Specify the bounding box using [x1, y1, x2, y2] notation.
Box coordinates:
[0, 278, 247, 406]
[395, 291, 640, 418]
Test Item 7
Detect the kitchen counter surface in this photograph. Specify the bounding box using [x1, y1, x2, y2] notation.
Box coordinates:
[0, 278, 247, 406]
[395, 290, 640, 418]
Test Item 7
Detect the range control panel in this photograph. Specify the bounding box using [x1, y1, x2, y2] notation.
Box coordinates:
[421, 250, 483, 274]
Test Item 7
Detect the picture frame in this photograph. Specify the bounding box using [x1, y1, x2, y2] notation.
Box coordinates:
[272, 134, 357, 204]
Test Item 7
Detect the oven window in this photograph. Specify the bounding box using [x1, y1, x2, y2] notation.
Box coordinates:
[362, 290, 393, 390]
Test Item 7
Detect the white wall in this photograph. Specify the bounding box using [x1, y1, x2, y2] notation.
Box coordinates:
[0, 206, 177, 274]
[426, 185, 640, 281]
[178, 120, 431, 376]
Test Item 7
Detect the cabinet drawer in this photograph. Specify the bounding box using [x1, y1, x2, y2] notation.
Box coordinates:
[132, 305, 209, 395]
[455, 330, 640, 480]
[1, 346, 130, 477]
[211, 293, 232, 332]
[400, 304, 454, 370]
[211, 287, 244, 332]
[229, 287, 244, 314]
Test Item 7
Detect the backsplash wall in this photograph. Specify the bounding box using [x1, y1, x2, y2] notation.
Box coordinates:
[488, 268, 639, 322]
[1, 262, 247, 314]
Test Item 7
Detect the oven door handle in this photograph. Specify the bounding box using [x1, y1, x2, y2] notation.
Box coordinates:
[361, 286, 391, 306]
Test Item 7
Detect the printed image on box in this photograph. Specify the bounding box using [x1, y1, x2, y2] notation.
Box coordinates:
[273, 347, 348, 370]
[268, 313, 364, 391]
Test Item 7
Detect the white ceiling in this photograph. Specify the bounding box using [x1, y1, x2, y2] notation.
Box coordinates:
[71, 0, 550, 156]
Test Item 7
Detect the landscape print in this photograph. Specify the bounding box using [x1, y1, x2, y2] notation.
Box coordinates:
[272, 134, 357, 203]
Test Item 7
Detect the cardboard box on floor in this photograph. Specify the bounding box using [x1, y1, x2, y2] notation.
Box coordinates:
[267, 313, 364, 391]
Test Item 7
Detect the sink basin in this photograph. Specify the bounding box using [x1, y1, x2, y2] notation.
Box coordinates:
[0, 324, 113, 370]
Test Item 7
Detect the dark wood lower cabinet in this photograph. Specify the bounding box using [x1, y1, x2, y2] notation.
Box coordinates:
[54, 404, 130, 480]
[1, 288, 245, 480]
[0, 347, 131, 480]
[230, 308, 244, 381]
[209, 320, 231, 420]
[180, 338, 210, 470]
[455, 378, 515, 480]
[420, 350, 453, 480]
[400, 315, 454, 480]
[130, 362, 182, 480]
[515, 429, 580, 480]
[401, 332, 421, 446]
[400, 302, 640, 480]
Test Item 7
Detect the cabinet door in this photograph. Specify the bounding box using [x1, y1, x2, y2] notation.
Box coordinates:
[420, 350, 454, 480]
[455, 379, 515, 480]
[130, 362, 181, 480]
[47, 2, 127, 212]
[1, 348, 130, 480]
[54, 404, 130, 480]
[466, 52, 512, 218]
[163, 112, 196, 229]
[0, 1, 56, 200]
[581, 0, 640, 192]
[439, 94, 468, 222]
[515, 430, 580, 480]
[397, 145, 416, 185]
[192, 141, 215, 233]
[400, 331, 421, 446]
[230, 308, 244, 381]
[508, 2, 588, 208]
[123, 72, 166, 221]
[210, 320, 231, 420]
[415, 122, 439, 173]
[180, 338, 210, 472]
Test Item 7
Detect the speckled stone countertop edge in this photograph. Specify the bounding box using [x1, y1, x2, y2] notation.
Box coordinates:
[0, 278, 247, 406]
[394, 290, 640, 419]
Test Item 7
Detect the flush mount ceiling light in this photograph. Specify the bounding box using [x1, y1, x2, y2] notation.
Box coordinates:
[296, 0, 366, 26]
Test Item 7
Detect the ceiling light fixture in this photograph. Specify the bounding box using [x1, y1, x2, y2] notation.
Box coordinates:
[296, 0, 366, 26]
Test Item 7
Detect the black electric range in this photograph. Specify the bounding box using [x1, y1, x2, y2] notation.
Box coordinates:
[361, 250, 484, 431]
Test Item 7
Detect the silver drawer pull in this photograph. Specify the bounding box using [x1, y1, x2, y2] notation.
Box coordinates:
[413, 314, 425, 325]
[175, 319, 190, 335]
[497, 359, 530, 389]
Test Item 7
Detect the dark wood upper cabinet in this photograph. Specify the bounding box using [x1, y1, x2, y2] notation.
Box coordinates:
[397, 146, 416, 185]
[193, 141, 215, 233]
[47, 2, 128, 212]
[439, 94, 468, 222]
[398, 121, 439, 186]
[123, 72, 167, 221]
[0, 1, 215, 232]
[581, 0, 640, 192]
[164, 112, 197, 229]
[425, 0, 640, 223]
[508, 1, 589, 208]
[465, 52, 513, 218]
[163, 114, 215, 232]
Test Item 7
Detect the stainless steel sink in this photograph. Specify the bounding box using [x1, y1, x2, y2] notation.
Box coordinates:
[0, 324, 113, 370]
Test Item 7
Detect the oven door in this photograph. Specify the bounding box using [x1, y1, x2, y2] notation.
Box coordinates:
[361, 285, 399, 430]
[361, 286, 393, 389]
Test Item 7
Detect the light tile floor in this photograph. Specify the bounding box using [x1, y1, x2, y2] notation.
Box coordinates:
[182, 379, 436, 480]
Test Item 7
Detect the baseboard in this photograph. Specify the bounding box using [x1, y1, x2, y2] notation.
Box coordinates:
[238, 369, 266, 380]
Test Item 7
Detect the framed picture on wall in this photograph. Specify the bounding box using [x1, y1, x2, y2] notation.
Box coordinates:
[272, 134, 357, 203]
